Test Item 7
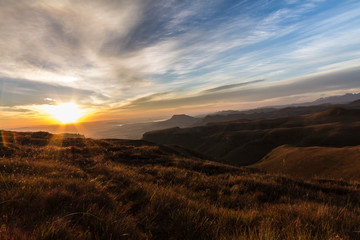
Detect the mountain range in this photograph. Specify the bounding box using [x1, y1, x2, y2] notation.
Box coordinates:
[9, 92, 360, 140]
[143, 102, 360, 176]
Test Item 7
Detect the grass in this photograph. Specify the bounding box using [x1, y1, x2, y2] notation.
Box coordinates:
[254, 145, 360, 180]
[0, 130, 359, 239]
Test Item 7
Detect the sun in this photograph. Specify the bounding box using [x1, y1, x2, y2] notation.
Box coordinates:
[46, 103, 85, 124]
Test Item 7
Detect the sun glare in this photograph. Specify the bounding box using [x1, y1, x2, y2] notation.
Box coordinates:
[47, 103, 85, 124]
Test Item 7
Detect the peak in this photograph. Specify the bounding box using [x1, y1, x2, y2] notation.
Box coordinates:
[170, 114, 193, 119]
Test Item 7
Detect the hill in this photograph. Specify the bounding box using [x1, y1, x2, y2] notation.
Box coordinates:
[0, 130, 359, 239]
[143, 107, 360, 166]
[254, 145, 360, 180]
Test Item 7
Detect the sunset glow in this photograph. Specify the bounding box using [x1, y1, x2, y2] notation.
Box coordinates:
[46, 103, 86, 124]
[1, 1, 360, 238]
[0, 0, 359, 128]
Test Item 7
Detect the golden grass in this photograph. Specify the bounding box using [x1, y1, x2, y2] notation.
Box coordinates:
[0, 131, 359, 239]
[255, 145, 360, 180]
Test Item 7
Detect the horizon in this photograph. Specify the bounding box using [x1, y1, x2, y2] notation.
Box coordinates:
[1, 0, 360, 128]
[5, 92, 360, 135]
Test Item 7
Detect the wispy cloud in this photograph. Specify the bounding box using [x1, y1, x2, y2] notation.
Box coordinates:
[0, 77, 108, 107]
[119, 67, 360, 111]
[203, 79, 265, 93]
[0, 0, 359, 124]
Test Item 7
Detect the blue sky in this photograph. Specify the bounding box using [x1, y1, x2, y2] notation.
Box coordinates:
[0, 0, 360, 125]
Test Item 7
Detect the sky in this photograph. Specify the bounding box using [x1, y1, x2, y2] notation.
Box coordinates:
[1, 0, 360, 127]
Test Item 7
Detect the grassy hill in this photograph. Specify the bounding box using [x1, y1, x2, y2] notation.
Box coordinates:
[143, 108, 360, 166]
[254, 145, 360, 180]
[0, 130, 359, 239]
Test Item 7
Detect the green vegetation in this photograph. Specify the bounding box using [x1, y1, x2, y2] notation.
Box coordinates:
[0, 130, 359, 239]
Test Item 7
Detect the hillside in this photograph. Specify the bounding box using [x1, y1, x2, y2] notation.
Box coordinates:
[254, 145, 360, 180]
[0, 130, 359, 239]
[143, 107, 360, 166]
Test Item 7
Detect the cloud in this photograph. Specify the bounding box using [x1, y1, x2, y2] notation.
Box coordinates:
[0, 0, 360, 122]
[119, 67, 360, 110]
[0, 0, 146, 96]
[0, 77, 108, 107]
[108, 0, 360, 91]
[121, 92, 172, 109]
[0, 106, 31, 113]
[203, 79, 265, 93]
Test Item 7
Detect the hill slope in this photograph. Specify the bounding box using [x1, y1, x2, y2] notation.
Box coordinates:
[143, 108, 360, 166]
[0, 130, 359, 239]
[254, 145, 360, 180]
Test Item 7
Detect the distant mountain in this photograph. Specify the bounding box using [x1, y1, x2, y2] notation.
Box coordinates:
[92, 114, 199, 139]
[144, 106, 360, 166]
[9, 120, 123, 139]
[155, 114, 199, 128]
[195, 93, 360, 126]
[195, 104, 332, 126]
[302, 93, 360, 105]
[10, 93, 360, 140]
[10, 114, 199, 140]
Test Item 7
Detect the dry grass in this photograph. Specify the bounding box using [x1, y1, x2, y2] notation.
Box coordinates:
[0, 130, 359, 239]
[254, 144, 360, 180]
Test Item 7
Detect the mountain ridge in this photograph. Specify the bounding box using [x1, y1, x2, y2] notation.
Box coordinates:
[143, 106, 360, 167]
[8, 93, 360, 139]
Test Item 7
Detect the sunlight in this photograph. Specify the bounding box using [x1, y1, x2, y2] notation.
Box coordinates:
[46, 103, 85, 124]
